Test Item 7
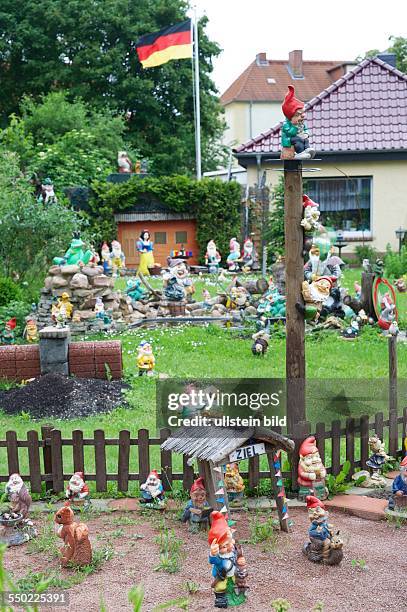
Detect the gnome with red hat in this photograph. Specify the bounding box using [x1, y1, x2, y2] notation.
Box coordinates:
[1, 317, 17, 345]
[281, 86, 315, 160]
[297, 436, 328, 500]
[301, 195, 323, 233]
[388, 456, 407, 512]
[140, 470, 165, 508]
[182, 477, 212, 532]
[208, 511, 248, 608]
[66, 472, 90, 509]
[303, 496, 343, 565]
[298, 277, 333, 322]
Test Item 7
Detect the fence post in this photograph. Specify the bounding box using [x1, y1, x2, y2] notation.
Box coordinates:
[388, 335, 398, 457]
[6, 431, 19, 475]
[27, 430, 42, 493]
[160, 428, 173, 491]
[41, 424, 54, 492]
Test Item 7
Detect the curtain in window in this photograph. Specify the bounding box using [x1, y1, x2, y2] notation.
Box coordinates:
[307, 178, 371, 212]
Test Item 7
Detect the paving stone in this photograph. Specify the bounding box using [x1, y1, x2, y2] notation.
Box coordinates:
[325, 494, 387, 521]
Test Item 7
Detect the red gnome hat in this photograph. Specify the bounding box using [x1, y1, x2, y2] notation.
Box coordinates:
[306, 495, 325, 510]
[190, 477, 205, 494]
[208, 511, 230, 546]
[299, 436, 318, 457]
[303, 195, 318, 208]
[6, 318, 17, 330]
[318, 276, 334, 288]
[400, 456, 407, 469]
[149, 470, 159, 479]
[282, 85, 304, 120]
[74, 471, 84, 480]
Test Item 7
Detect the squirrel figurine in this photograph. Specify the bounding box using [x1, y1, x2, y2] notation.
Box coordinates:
[54, 502, 92, 567]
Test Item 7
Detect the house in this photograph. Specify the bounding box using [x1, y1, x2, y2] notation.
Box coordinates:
[221, 50, 355, 150]
[234, 56, 407, 254]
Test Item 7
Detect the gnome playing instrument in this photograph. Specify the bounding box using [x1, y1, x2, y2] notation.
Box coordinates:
[281, 86, 316, 160]
[298, 436, 328, 500]
[208, 511, 248, 608]
[5, 474, 32, 520]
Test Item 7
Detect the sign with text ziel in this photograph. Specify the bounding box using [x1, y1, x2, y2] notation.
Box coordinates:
[229, 442, 266, 462]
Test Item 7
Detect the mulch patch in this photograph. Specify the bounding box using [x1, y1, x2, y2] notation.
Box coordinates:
[0, 373, 128, 419]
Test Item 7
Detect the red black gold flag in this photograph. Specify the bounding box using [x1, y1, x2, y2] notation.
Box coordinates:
[136, 19, 192, 69]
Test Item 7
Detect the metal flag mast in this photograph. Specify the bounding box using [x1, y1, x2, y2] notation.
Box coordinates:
[193, 9, 202, 179]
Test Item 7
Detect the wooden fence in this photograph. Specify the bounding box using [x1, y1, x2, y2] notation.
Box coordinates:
[1, 409, 406, 495]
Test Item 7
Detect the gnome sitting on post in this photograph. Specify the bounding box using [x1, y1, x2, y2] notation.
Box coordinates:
[281, 86, 316, 160]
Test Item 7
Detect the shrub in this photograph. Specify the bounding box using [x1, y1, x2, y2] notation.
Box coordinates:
[0, 277, 22, 306]
[384, 244, 407, 278]
[354, 244, 378, 265]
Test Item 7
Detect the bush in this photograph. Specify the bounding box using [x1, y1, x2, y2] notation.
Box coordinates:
[0, 300, 31, 335]
[354, 244, 378, 265]
[0, 277, 22, 306]
[384, 244, 407, 278]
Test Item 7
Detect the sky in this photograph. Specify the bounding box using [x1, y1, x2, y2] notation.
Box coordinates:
[189, 0, 407, 94]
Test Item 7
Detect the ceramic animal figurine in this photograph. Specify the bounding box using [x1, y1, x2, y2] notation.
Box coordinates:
[320, 287, 346, 320]
[341, 319, 360, 340]
[182, 477, 212, 532]
[303, 496, 343, 566]
[388, 456, 407, 512]
[205, 240, 222, 274]
[297, 277, 333, 321]
[1, 318, 17, 345]
[110, 240, 125, 277]
[298, 437, 328, 500]
[251, 330, 270, 356]
[226, 238, 241, 272]
[126, 277, 147, 302]
[23, 317, 39, 343]
[224, 463, 245, 507]
[137, 340, 155, 376]
[53, 238, 93, 267]
[208, 511, 248, 608]
[301, 195, 323, 233]
[54, 502, 92, 567]
[5, 474, 32, 520]
[281, 86, 315, 160]
[66, 472, 90, 508]
[140, 470, 165, 508]
[136, 230, 155, 276]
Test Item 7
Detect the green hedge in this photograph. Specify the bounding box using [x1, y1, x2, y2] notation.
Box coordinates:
[88, 175, 242, 263]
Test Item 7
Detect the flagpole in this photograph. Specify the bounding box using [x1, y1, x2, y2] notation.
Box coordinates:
[193, 10, 202, 180]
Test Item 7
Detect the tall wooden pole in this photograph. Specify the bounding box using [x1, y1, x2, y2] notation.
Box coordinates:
[388, 335, 398, 457]
[284, 160, 306, 489]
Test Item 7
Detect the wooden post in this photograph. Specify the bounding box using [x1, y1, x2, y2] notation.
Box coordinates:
[361, 272, 376, 319]
[284, 160, 306, 493]
[388, 335, 398, 456]
[41, 424, 54, 492]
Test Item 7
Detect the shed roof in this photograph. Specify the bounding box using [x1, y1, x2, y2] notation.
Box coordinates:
[161, 426, 294, 465]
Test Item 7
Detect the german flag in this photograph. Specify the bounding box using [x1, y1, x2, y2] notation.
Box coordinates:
[136, 20, 192, 69]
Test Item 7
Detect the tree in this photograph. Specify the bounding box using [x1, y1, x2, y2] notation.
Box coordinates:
[264, 175, 285, 258]
[358, 35, 407, 73]
[0, 1, 225, 174]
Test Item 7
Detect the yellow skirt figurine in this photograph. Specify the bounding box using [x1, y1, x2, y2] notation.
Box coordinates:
[137, 231, 154, 276]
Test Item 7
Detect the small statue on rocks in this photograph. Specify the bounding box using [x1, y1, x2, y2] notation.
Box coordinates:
[303, 496, 343, 566]
[53, 292, 73, 322]
[301, 195, 323, 233]
[208, 510, 248, 608]
[23, 317, 39, 343]
[226, 238, 241, 272]
[94, 297, 105, 320]
[163, 259, 194, 302]
[139, 470, 165, 508]
[182, 477, 212, 532]
[137, 340, 155, 376]
[298, 437, 328, 500]
[224, 463, 245, 507]
[54, 502, 92, 567]
[117, 151, 133, 173]
[226, 286, 250, 310]
[251, 330, 270, 356]
[126, 278, 147, 303]
[388, 456, 407, 512]
[1, 318, 17, 345]
[5, 474, 32, 520]
[101, 241, 111, 274]
[205, 240, 222, 274]
[110, 240, 126, 277]
[53, 238, 93, 267]
[281, 86, 315, 160]
[66, 472, 90, 509]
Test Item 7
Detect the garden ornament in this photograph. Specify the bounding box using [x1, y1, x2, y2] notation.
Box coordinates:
[251, 330, 270, 356]
[5, 474, 32, 520]
[205, 240, 222, 274]
[320, 287, 346, 320]
[139, 470, 165, 508]
[117, 150, 133, 173]
[23, 317, 39, 343]
[303, 496, 343, 566]
[182, 477, 212, 533]
[297, 276, 333, 321]
[377, 291, 396, 330]
[340, 319, 360, 340]
[55, 293, 73, 320]
[110, 240, 126, 277]
[66, 472, 90, 510]
[136, 229, 154, 276]
[208, 511, 248, 608]
[301, 195, 323, 233]
[304, 241, 343, 283]
[101, 241, 111, 274]
[297, 437, 328, 501]
[94, 297, 105, 319]
[163, 259, 194, 302]
[54, 502, 92, 567]
[53, 238, 93, 267]
[0, 474, 36, 546]
[387, 456, 407, 512]
[257, 279, 286, 324]
[281, 86, 315, 160]
[226, 238, 241, 272]
[126, 277, 147, 302]
[38, 177, 57, 205]
[226, 286, 250, 310]
[395, 277, 406, 293]
[137, 340, 155, 376]
[241, 238, 256, 271]
[1, 318, 17, 345]
[224, 463, 245, 507]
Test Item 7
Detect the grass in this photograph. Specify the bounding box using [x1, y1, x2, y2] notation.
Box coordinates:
[154, 519, 185, 574]
[246, 511, 279, 552]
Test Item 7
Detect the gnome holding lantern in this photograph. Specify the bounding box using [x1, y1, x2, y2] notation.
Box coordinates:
[208, 511, 248, 608]
[140, 470, 165, 508]
[303, 496, 343, 566]
[205, 240, 222, 274]
[281, 86, 316, 160]
[182, 477, 212, 532]
[298, 436, 328, 500]
[66, 472, 90, 509]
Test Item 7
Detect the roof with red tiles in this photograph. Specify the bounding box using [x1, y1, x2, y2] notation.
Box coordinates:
[220, 56, 347, 106]
[235, 58, 407, 156]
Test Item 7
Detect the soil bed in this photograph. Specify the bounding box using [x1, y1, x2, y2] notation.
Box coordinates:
[0, 373, 128, 419]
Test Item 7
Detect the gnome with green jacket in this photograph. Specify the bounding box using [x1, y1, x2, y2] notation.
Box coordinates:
[281, 86, 316, 160]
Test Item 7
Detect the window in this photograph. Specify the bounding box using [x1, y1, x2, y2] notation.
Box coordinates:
[154, 232, 167, 244]
[175, 231, 188, 244]
[306, 177, 372, 236]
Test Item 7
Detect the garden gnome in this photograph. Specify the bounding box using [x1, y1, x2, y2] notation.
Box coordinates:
[139, 470, 165, 508]
[163, 259, 193, 302]
[297, 277, 333, 321]
[66, 472, 90, 505]
[208, 510, 248, 608]
[241, 238, 255, 271]
[23, 317, 39, 343]
[110, 240, 125, 277]
[377, 292, 396, 330]
[94, 297, 105, 319]
[54, 502, 92, 567]
[136, 229, 155, 276]
[226, 238, 241, 272]
[281, 86, 315, 160]
[101, 241, 111, 274]
[303, 496, 343, 566]
[39, 178, 57, 204]
[5, 474, 32, 520]
[388, 456, 407, 511]
[137, 340, 155, 376]
[298, 436, 328, 500]
[227, 286, 250, 310]
[304, 241, 343, 283]
[257, 279, 286, 324]
[117, 150, 132, 173]
[1, 318, 16, 345]
[182, 477, 212, 532]
[224, 463, 245, 507]
[301, 195, 323, 233]
[251, 330, 270, 356]
[55, 293, 73, 320]
[205, 240, 222, 273]
[126, 278, 147, 303]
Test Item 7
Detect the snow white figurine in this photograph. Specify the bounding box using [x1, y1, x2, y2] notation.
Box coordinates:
[136, 229, 154, 276]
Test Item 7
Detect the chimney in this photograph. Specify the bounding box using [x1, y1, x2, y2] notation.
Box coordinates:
[288, 50, 303, 78]
[256, 52, 268, 66]
[376, 53, 396, 68]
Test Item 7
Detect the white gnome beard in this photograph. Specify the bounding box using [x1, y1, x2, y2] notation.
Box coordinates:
[7, 478, 23, 494]
[69, 480, 83, 493]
